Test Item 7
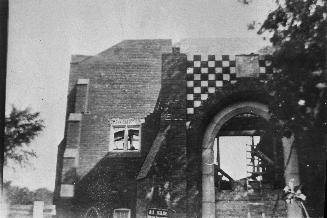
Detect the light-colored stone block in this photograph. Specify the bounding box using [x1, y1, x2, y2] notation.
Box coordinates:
[208, 61, 215, 68]
[236, 55, 259, 78]
[68, 113, 82, 121]
[201, 94, 208, 100]
[194, 101, 201, 107]
[201, 81, 208, 87]
[222, 61, 230, 67]
[187, 94, 194, 100]
[194, 61, 201, 67]
[60, 184, 74, 197]
[208, 74, 215, 80]
[77, 78, 89, 85]
[194, 87, 201, 93]
[187, 108, 194, 114]
[208, 87, 215, 93]
[33, 201, 44, 218]
[202, 174, 215, 200]
[64, 148, 78, 158]
[187, 81, 194, 87]
[215, 67, 222, 73]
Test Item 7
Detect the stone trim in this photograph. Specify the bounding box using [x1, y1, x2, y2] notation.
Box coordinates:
[60, 184, 74, 198]
[68, 113, 82, 121]
[201, 102, 269, 218]
[75, 79, 90, 113]
[63, 148, 78, 158]
[77, 78, 89, 85]
[137, 125, 170, 180]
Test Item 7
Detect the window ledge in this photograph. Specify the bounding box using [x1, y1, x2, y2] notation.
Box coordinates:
[107, 151, 142, 158]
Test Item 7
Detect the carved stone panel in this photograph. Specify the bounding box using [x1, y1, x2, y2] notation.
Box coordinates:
[235, 55, 259, 78]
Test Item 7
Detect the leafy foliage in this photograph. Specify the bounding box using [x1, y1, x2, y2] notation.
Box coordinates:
[258, 0, 327, 134]
[4, 181, 53, 205]
[254, 1, 327, 215]
[152, 126, 187, 210]
[4, 106, 45, 165]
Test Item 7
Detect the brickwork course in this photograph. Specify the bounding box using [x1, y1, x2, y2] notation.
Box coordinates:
[54, 38, 304, 218]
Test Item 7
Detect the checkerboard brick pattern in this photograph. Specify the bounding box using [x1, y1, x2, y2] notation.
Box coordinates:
[186, 54, 273, 115]
[259, 55, 273, 81]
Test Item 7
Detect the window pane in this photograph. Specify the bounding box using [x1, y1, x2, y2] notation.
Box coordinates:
[111, 125, 141, 152]
[127, 129, 139, 150]
[114, 129, 125, 150]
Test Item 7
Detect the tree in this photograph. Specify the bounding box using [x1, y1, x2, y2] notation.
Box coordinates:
[258, 0, 326, 134]
[249, 0, 326, 216]
[33, 188, 53, 205]
[4, 106, 45, 165]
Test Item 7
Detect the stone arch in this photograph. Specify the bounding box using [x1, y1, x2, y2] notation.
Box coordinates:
[201, 101, 270, 218]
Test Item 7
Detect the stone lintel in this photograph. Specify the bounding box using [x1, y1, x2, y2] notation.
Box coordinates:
[68, 113, 82, 121]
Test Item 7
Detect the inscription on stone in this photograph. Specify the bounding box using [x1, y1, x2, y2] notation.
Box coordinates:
[109, 118, 145, 125]
[235, 55, 260, 78]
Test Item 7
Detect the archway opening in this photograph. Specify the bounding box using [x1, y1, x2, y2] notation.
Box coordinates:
[212, 112, 278, 193]
[201, 102, 285, 218]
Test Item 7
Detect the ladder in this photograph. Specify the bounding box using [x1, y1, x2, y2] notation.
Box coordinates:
[246, 136, 266, 218]
[246, 136, 265, 191]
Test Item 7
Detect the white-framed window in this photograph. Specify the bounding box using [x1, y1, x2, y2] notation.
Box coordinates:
[113, 208, 131, 218]
[109, 124, 141, 152]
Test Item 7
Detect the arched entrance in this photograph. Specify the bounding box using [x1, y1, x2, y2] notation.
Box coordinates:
[202, 102, 270, 218]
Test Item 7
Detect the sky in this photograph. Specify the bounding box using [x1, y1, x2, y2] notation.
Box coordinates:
[218, 136, 260, 180]
[5, 0, 275, 191]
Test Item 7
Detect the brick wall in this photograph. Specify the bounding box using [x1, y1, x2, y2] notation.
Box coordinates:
[215, 189, 287, 217]
[55, 40, 289, 218]
[73, 156, 143, 218]
[135, 49, 189, 218]
[55, 39, 172, 217]
[72, 39, 172, 177]
[184, 54, 276, 218]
